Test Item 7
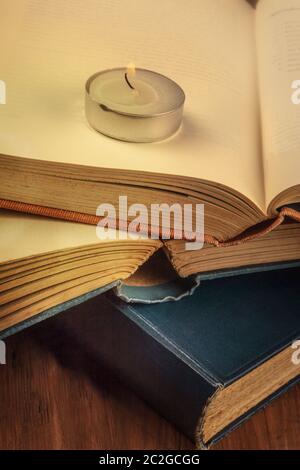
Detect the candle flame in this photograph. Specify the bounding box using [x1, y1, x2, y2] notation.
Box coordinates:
[126, 62, 136, 78]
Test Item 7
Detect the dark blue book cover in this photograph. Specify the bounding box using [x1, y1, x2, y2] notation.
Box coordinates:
[99, 267, 300, 447]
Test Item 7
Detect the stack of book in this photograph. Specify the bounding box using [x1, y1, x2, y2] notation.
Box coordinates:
[0, 0, 299, 448]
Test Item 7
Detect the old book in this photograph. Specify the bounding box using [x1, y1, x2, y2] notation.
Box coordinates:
[2, 267, 299, 448]
[0, 210, 162, 333]
[65, 268, 300, 448]
[0, 0, 300, 310]
[2, 208, 300, 334]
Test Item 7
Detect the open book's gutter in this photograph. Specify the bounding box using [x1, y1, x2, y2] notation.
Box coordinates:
[0, 198, 299, 249]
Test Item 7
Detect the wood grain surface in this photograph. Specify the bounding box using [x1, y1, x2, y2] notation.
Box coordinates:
[0, 301, 299, 451]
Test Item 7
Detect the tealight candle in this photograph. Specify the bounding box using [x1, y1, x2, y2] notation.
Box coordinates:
[85, 65, 185, 142]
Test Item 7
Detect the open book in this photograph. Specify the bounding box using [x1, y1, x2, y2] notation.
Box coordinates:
[1, 0, 300, 330]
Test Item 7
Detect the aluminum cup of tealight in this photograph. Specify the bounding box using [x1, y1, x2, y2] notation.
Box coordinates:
[85, 67, 185, 143]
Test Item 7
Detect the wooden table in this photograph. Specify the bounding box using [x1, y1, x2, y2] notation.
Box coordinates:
[0, 303, 299, 451]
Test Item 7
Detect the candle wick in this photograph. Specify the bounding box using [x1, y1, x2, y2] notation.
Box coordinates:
[125, 72, 135, 90]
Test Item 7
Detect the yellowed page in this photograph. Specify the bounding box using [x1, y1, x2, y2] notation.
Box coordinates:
[0, 0, 265, 210]
[0, 210, 158, 264]
[0, 211, 106, 263]
[256, 0, 300, 207]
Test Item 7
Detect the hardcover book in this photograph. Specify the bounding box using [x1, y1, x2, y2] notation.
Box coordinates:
[46, 267, 300, 448]
[1, 209, 300, 334]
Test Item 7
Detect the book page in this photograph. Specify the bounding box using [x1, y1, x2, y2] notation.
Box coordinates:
[256, 0, 300, 208]
[0, 211, 103, 263]
[0, 210, 159, 264]
[0, 0, 265, 210]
